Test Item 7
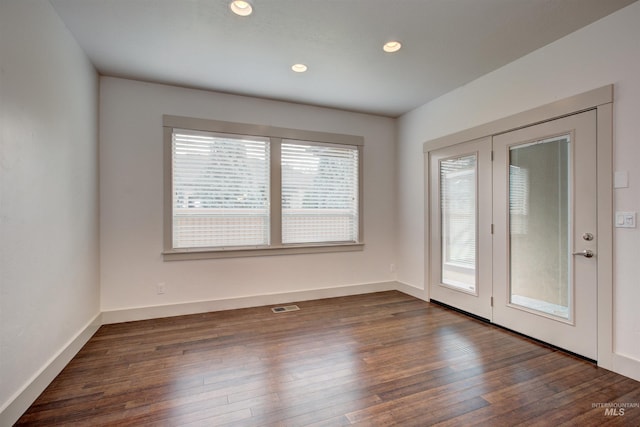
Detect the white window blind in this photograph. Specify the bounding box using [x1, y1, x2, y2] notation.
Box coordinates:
[440, 154, 477, 290]
[172, 129, 270, 249]
[281, 141, 359, 244]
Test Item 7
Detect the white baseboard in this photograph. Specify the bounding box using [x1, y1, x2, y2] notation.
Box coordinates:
[395, 281, 427, 301]
[0, 312, 102, 427]
[102, 281, 399, 324]
[612, 353, 640, 382]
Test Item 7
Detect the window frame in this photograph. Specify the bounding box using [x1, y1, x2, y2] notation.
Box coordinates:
[163, 115, 364, 261]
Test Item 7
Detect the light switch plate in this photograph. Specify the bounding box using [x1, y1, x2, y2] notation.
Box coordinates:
[615, 212, 636, 228]
[614, 171, 629, 189]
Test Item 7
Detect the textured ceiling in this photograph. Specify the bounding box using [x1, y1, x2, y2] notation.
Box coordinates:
[50, 0, 636, 117]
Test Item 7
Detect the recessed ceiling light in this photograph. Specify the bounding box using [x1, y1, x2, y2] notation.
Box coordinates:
[383, 41, 402, 53]
[230, 0, 253, 16]
[291, 63, 308, 73]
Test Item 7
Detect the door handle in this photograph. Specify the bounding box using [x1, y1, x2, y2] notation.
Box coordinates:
[572, 249, 594, 258]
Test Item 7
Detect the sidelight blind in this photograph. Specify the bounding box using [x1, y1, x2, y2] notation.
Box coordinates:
[172, 129, 270, 249]
[440, 155, 477, 269]
[281, 141, 359, 244]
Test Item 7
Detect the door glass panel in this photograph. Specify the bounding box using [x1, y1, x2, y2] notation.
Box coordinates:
[509, 135, 570, 319]
[440, 154, 477, 293]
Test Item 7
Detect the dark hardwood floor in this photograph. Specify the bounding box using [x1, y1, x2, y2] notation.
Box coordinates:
[17, 291, 640, 426]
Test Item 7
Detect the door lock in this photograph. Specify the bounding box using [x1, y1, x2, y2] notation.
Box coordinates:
[582, 232, 594, 241]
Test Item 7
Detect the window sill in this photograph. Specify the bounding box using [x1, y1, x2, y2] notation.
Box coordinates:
[162, 242, 364, 261]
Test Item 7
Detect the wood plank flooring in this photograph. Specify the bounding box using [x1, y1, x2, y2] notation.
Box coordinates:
[17, 291, 640, 426]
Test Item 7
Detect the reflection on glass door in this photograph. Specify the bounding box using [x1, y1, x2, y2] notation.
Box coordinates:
[509, 135, 570, 319]
[440, 155, 477, 293]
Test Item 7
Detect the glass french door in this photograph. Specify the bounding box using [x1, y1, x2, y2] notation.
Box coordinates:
[428, 111, 598, 360]
[492, 111, 598, 360]
[429, 138, 492, 320]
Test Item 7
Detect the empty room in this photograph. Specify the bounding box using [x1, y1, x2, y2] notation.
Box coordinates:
[1, 0, 640, 425]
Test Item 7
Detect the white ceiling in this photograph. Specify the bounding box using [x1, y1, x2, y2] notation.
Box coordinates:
[50, 0, 636, 117]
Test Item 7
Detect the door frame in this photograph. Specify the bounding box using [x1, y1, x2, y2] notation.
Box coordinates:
[423, 85, 613, 369]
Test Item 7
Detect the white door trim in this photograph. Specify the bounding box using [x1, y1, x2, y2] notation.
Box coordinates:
[423, 85, 613, 370]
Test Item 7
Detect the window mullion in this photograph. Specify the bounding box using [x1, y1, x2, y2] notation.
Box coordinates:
[270, 138, 282, 247]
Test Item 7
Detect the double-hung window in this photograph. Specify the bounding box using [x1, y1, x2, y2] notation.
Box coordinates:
[163, 116, 363, 260]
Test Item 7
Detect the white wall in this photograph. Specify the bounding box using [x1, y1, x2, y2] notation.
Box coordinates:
[397, 2, 640, 362]
[100, 77, 397, 313]
[0, 0, 100, 418]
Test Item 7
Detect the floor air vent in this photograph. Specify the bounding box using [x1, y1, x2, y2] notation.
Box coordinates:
[271, 305, 300, 313]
